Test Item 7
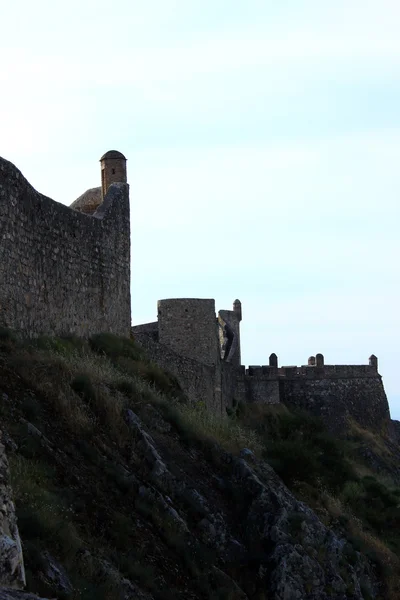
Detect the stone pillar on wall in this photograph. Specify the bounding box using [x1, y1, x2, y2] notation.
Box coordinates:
[316, 353, 324, 367]
[269, 353, 278, 367]
[308, 356, 316, 366]
[100, 150, 127, 199]
[369, 354, 378, 370]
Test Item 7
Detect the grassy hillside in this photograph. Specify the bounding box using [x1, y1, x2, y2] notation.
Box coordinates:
[0, 330, 399, 599]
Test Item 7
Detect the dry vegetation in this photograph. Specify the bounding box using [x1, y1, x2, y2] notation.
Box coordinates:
[0, 329, 399, 599]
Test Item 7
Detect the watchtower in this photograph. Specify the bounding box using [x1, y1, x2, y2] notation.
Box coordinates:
[100, 150, 127, 199]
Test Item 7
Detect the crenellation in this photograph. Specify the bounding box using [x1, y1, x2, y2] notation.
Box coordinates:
[134, 295, 390, 430]
[0, 150, 390, 431]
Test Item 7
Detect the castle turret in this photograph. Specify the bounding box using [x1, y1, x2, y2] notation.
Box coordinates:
[369, 354, 378, 370]
[100, 150, 127, 199]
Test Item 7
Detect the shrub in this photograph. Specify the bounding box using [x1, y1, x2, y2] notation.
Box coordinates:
[21, 395, 43, 423]
[341, 481, 365, 504]
[10, 456, 83, 565]
[157, 400, 262, 455]
[89, 333, 183, 399]
[260, 411, 356, 492]
[71, 373, 97, 404]
[264, 439, 321, 486]
[89, 333, 143, 362]
[111, 379, 138, 397]
[28, 335, 88, 356]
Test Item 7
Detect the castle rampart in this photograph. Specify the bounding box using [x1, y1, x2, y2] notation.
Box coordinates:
[133, 298, 390, 431]
[0, 151, 390, 431]
[236, 359, 390, 430]
[0, 155, 131, 338]
[243, 363, 379, 379]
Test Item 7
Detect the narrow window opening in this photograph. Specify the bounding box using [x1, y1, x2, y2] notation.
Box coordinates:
[112, 168, 116, 174]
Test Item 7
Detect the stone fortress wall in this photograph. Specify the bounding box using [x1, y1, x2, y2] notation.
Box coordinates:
[133, 299, 390, 430]
[157, 299, 220, 366]
[0, 151, 131, 338]
[0, 149, 390, 428]
[133, 298, 243, 417]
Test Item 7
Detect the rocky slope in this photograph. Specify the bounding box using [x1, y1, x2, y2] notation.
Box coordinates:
[0, 332, 398, 599]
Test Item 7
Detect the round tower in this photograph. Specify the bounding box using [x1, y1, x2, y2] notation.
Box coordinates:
[100, 150, 127, 199]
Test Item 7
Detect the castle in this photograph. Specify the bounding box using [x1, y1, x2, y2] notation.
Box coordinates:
[0, 151, 130, 338]
[0, 152, 390, 430]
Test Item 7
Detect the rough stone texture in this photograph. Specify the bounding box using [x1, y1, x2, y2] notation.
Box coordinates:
[39, 552, 73, 596]
[0, 435, 25, 589]
[132, 331, 225, 415]
[232, 457, 379, 599]
[235, 365, 390, 429]
[131, 321, 158, 340]
[0, 156, 131, 338]
[135, 298, 390, 431]
[121, 405, 380, 599]
[157, 299, 219, 367]
[100, 152, 127, 199]
[0, 590, 51, 600]
[70, 186, 102, 215]
[235, 376, 281, 405]
[281, 374, 389, 431]
[239, 365, 390, 431]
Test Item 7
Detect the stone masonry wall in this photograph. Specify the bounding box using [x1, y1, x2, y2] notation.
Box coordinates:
[281, 375, 390, 432]
[233, 363, 390, 430]
[132, 331, 225, 415]
[157, 299, 219, 367]
[235, 377, 280, 405]
[0, 157, 131, 338]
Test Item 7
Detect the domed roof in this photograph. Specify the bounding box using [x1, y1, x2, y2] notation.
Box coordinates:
[70, 187, 102, 215]
[100, 150, 127, 161]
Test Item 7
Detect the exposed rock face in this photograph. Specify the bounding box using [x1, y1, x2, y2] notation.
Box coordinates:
[0, 589, 51, 600]
[70, 186, 102, 215]
[125, 406, 379, 600]
[0, 435, 25, 590]
[232, 458, 377, 599]
[0, 356, 386, 599]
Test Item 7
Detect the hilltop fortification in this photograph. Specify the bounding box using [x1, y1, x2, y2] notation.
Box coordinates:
[0, 151, 391, 429]
[133, 299, 390, 431]
[0, 152, 131, 338]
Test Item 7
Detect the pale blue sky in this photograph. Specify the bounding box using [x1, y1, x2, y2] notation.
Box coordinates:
[1, 1, 400, 416]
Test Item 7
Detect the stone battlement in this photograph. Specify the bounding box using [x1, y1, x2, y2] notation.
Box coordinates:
[0, 150, 390, 432]
[133, 300, 390, 431]
[243, 363, 378, 379]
